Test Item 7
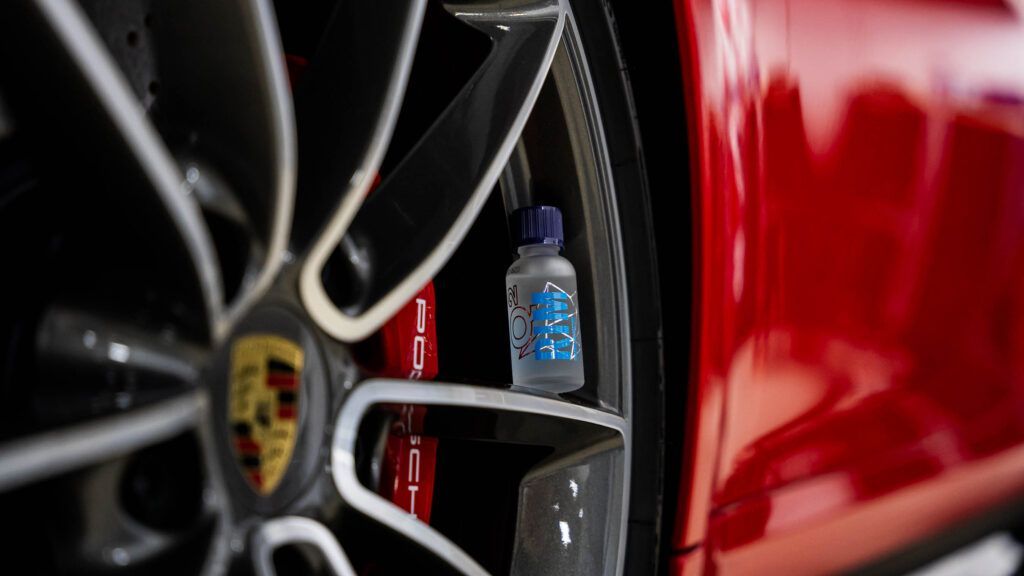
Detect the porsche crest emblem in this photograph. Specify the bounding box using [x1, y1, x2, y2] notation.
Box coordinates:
[229, 334, 303, 495]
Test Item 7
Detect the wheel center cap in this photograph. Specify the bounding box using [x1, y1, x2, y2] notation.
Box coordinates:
[212, 304, 329, 512]
[228, 334, 304, 495]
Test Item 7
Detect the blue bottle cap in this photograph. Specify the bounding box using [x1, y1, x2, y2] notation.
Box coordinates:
[513, 205, 564, 248]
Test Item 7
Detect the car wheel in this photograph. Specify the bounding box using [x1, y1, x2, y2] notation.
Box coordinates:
[0, 0, 665, 574]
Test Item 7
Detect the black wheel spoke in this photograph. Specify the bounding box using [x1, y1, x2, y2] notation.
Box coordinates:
[291, 0, 427, 252]
[55, 436, 216, 573]
[0, 391, 204, 493]
[123, 0, 296, 334]
[296, 0, 428, 341]
[252, 516, 357, 576]
[302, 0, 567, 343]
[330, 379, 628, 576]
[37, 305, 207, 390]
[76, 0, 298, 337]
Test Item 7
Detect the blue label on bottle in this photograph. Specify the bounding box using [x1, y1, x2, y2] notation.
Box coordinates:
[507, 282, 581, 362]
[532, 291, 573, 360]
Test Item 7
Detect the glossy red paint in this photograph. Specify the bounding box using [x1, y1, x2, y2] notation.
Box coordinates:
[672, 0, 1024, 572]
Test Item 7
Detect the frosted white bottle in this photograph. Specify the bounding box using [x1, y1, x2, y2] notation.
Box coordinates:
[505, 206, 584, 392]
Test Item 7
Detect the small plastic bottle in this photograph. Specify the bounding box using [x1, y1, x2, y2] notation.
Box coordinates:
[505, 205, 584, 392]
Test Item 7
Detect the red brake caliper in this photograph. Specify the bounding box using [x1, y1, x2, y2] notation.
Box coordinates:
[376, 283, 440, 523]
[380, 404, 438, 522]
[285, 52, 440, 524]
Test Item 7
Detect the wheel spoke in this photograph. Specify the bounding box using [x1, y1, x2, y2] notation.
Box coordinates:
[511, 438, 626, 575]
[54, 437, 216, 573]
[0, 0, 225, 339]
[134, 0, 297, 336]
[330, 379, 628, 575]
[36, 305, 207, 389]
[291, 0, 427, 252]
[302, 0, 566, 342]
[296, 0, 427, 341]
[0, 391, 204, 493]
[252, 516, 356, 576]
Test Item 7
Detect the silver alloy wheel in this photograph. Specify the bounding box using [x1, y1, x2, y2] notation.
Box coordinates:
[0, 0, 639, 574]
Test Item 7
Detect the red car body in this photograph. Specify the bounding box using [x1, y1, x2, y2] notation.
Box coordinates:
[670, 0, 1024, 573]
